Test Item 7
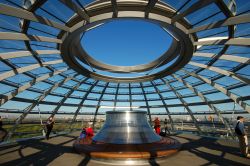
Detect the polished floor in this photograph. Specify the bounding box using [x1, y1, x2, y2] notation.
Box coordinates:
[0, 132, 249, 166]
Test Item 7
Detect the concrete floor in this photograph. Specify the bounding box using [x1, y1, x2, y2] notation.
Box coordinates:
[0, 132, 249, 166]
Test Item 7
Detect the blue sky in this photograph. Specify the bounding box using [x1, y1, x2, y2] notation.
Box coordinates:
[82, 19, 172, 66]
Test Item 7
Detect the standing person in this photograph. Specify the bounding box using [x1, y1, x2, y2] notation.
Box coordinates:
[235, 116, 250, 158]
[46, 116, 55, 140]
[0, 116, 7, 142]
[153, 117, 161, 135]
[0, 116, 2, 128]
[164, 118, 170, 135]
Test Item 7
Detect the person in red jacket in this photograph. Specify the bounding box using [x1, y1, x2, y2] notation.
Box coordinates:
[80, 122, 94, 144]
[86, 123, 94, 137]
[153, 117, 161, 135]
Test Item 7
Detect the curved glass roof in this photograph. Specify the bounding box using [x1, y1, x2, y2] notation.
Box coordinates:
[0, 0, 249, 140]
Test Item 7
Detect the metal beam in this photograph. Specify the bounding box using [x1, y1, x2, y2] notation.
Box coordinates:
[188, 61, 250, 84]
[140, 82, 152, 124]
[111, 0, 118, 17]
[92, 83, 109, 129]
[59, 0, 90, 23]
[0, 32, 62, 43]
[5, 75, 73, 141]
[161, 78, 203, 134]
[1, 108, 247, 115]
[189, 13, 250, 33]
[113, 83, 119, 111]
[172, 74, 234, 137]
[12, 96, 248, 108]
[9, 80, 243, 104]
[0, 50, 60, 60]
[172, 0, 215, 23]
[50, 78, 89, 118]
[215, 0, 236, 17]
[181, 69, 250, 113]
[70, 81, 99, 129]
[0, 3, 69, 32]
[145, 0, 158, 18]
[129, 83, 132, 111]
[193, 52, 250, 64]
[0, 68, 68, 106]
[188, 0, 236, 86]
[6, 84, 220, 103]
[151, 81, 174, 130]
[194, 38, 250, 46]
[0, 59, 63, 82]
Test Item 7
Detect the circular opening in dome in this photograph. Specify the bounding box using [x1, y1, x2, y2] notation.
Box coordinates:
[81, 19, 173, 66]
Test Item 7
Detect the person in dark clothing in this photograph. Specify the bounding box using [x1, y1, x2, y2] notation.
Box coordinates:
[0, 116, 2, 129]
[79, 126, 87, 144]
[235, 116, 250, 158]
[79, 127, 87, 139]
[0, 116, 7, 142]
[46, 117, 55, 140]
[164, 118, 170, 135]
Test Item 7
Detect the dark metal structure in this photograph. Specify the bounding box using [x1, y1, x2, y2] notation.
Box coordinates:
[0, 0, 249, 141]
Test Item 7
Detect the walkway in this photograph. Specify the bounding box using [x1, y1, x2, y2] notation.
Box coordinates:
[0, 132, 249, 166]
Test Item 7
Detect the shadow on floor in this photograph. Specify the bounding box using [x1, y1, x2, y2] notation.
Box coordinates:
[172, 134, 249, 166]
[0, 133, 249, 166]
[78, 154, 91, 166]
[0, 133, 88, 166]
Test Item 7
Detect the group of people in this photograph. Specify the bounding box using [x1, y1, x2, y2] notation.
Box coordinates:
[79, 123, 94, 144]
[153, 116, 250, 158]
[1, 114, 249, 158]
[42, 115, 250, 158]
[153, 117, 170, 136]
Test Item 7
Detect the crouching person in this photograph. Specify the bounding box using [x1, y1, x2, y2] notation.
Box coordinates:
[79, 123, 94, 144]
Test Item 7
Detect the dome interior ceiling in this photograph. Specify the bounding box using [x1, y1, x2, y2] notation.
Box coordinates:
[0, 0, 249, 133]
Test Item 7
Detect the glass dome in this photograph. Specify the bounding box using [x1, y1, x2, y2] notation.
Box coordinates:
[0, 0, 249, 141]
